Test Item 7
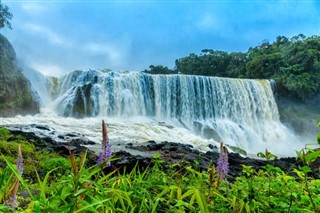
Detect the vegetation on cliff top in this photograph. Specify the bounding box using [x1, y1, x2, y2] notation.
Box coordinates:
[144, 34, 320, 102]
[0, 0, 12, 30]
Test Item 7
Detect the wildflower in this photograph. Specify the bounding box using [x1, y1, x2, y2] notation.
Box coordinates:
[6, 144, 23, 208]
[97, 120, 112, 166]
[16, 144, 24, 175]
[216, 142, 229, 180]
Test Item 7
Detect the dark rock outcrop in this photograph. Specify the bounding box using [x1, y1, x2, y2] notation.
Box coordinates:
[3, 124, 96, 157]
[0, 34, 39, 117]
[2, 124, 319, 182]
[4, 125, 319, 181]
[122, 141, 320, 181]
[67, 83, 95, 118]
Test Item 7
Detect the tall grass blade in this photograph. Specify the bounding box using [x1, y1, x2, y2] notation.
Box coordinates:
[194, 188, 209, 213]
[35, 168, 58, 202]
[1, 155, 33, 200]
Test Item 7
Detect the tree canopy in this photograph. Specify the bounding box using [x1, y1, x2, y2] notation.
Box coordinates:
[143, 65, 177, 75]
[144, 34, 320, 102]
[0, 0, 12, 29]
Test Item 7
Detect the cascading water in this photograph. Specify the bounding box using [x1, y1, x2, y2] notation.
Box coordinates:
[51, 70, 299, 155]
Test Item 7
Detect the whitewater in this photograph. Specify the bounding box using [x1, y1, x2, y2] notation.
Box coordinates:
[0, 69, 306, 157]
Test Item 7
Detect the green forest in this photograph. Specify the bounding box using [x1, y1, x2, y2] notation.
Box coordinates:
[144, 34, 320, 102]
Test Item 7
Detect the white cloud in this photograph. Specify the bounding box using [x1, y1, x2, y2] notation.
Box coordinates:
[81, 34, 132, 68]
[24, 23, 66, 45]
[84, 42, 120, 61]
[21, 3, 47, 14]
[198, 13, 221, 31]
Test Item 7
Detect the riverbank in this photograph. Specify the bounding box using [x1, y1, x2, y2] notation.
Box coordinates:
[1, 125, 319, 212]
[2, 125, 318, 181]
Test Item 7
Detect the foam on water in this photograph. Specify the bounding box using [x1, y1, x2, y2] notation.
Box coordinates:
[0, 70, 308, 157]
[0, 108, 218, 153]
[0, 109, 306, 156]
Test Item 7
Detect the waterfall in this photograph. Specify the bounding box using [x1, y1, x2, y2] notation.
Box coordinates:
[20, 66, 52, 106]
[52, 70, 297, 153]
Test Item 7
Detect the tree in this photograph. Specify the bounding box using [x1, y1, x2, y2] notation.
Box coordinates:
[144, 33, 320, 102]
[0, 1, 13, 29]
[143, 65, 177, 75]
[227, 52, 247, 78]
[175, 53, 201, 75]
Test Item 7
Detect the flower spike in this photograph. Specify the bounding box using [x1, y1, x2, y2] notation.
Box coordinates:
[97, 120, 112, 167]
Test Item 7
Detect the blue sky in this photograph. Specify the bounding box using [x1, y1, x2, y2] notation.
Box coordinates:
[1, 0, 320, 76]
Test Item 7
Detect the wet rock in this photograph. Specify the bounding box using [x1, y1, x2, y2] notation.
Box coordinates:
[193, 121, 221, 141]
[2, 125, 96, 158]
[2, 125, 318, 181]
[0, 34, 39, 116]
[208, 143, 218, 151]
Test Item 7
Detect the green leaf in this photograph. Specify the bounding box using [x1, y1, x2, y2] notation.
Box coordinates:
[238, 199, 244, 213]
[36, 167, 58, 202]
[257, 152, 266, 159]
[75, 198, 110, 213]
[293, 168, 304, 179]
[153, 153, 161, 159]
[181, 189, 195, 200]
[231, 196, 237, 208]
[151, 198, 162, 213]
[34, 200, 41, 213]
[304, 150, 320, 164]
[266, 153, 277, 160]
[1, 154, 33, 200]
[300, 166, 312, 174]
[245, 202, 251, 213]
[194, 189, 209, 213]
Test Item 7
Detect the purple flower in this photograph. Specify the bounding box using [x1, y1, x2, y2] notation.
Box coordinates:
[97, 120, 112, 167]
[98, 144, 112, 166]
[217, 142, 229, 180]
[6, 145, 23, 208]
[16, 144, 24, 175]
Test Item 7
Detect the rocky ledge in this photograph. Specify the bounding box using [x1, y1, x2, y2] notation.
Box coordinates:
[2, 125, 319, 181]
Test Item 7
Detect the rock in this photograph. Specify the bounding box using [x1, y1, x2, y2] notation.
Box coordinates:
[208, 143, 217, 151]
[193, 121, 222, 142]
[276, 96, 319, 137]
[3, 125, 318, 181]
[2, 125, 96, 159]
[0, 34, 39, 116]
[59, 81, 97, 118]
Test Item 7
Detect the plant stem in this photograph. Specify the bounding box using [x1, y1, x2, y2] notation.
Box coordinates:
[304, 173, 316, 212]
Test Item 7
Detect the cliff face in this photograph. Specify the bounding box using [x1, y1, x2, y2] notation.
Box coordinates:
[276, 94, 320, 142]
[0, 34, 39, 117]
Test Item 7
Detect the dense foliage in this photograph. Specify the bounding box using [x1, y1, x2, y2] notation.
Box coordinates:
[0, 1, 12, 29]
[143, 65, 177, 75]
[145, 34, 320, 101]
[0, 127, 319, 212]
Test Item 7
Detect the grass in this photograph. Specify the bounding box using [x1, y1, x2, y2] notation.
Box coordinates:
[0, 127, 319, 212]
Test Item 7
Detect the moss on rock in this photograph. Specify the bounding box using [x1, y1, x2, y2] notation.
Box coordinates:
[0, 34, 39, 117]
[0, 128, 73, 181]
